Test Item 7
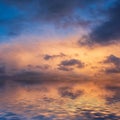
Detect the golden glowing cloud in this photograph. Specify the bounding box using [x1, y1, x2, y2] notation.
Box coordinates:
[0, 34, 120, 80]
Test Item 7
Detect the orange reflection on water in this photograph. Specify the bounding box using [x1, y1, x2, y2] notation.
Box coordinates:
[0, 80, 120, 119]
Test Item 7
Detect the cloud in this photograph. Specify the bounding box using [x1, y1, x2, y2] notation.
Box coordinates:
[2, 68, 89, 85]
[88, 0, 120, 45]
[105, 68, 120, 74]
[104, 55, 120, 73]
[35, 0, 100, 22]
[11, 70, 78, 84]
[1, 34, 119, 81]
[60, 59, 84, 67]
[0, 64, 5, 75]
[0, 36, 95, 81]
[0, 64, 8, 85]
[44, 53, 66, 60]
[0, 0, 110, 38]
[58, 59, 84, 71]
[12, 71, 52, 84]
[27, 64, 50, 71]
[3, 0, 101, 19]
[104, 55, 120, 66]
[58, 66, 73, 72]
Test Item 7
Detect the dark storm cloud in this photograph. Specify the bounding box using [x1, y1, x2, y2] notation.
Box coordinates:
[35, 0, 101, 22]
[0, 0, 110, 38]
[104, 55, 120, 73]
[2, 0, 100, 16]
[89, 0, 120, 44]
[1, 0, 98, 22]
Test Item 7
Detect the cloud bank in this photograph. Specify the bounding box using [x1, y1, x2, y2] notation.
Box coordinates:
[89, 0, 120, 45]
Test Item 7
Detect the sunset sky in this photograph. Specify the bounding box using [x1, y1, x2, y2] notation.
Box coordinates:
[0, 0, 120, 83]
[0, 1, 120, 120]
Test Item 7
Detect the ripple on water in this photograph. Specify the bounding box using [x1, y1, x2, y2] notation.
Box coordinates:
[0, 81, 120, 120]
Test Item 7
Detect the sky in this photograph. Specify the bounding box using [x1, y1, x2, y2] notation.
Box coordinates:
[0, 0, 120, 83]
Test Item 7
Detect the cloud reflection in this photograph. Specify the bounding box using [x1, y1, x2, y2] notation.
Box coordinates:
[0, 80, 119, 120]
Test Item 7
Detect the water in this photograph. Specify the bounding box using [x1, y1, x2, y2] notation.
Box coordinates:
[0, 80, 120, 120]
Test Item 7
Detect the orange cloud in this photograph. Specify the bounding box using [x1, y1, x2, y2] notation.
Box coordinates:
[0, 35, 120, 80]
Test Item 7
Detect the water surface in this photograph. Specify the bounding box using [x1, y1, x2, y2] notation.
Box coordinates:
[0, 80, 120, 120]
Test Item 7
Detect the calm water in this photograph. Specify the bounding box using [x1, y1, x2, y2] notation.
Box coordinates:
[0, 80, 120, 120]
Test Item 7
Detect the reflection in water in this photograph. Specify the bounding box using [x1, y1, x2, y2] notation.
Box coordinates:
[0, 80, 120, 120]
